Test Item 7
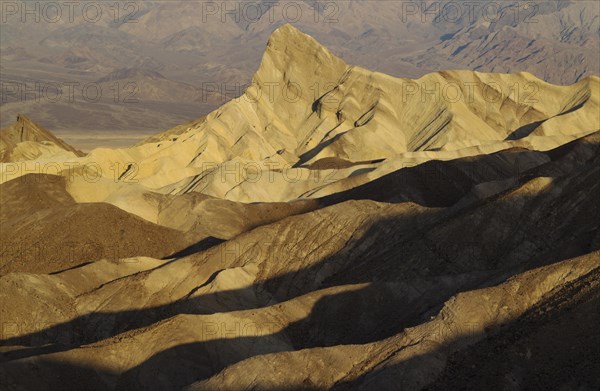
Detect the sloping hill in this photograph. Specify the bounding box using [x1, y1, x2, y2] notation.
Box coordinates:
[1, 25, 598, 210]
[1, 127, 598, 389]
[0, 115, 84, 162]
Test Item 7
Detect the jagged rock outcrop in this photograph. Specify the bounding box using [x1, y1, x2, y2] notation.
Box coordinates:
[0, 115, 83, 162]
[1, 25, 598, 214]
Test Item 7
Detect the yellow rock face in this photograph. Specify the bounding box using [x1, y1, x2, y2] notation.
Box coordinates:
[1, 25, 598, 211]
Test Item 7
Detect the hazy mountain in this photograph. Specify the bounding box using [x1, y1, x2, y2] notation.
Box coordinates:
[1, 1, 597, 147]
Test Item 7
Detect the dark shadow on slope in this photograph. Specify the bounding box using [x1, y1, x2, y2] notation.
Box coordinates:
[48, 261, 94, 275]
[543, 130, 600, 161]
[1, 135, 599, 390]
[4, 134, 596, 277]
[163, 236, 225, 259]
[5, 265, 597, 391]
[4, 142, 597, 340]
[0, 343, 72, 363]
[505, 119, 546, 141]
[2, 157, 599, 363]
[1, 282, 462, 390]
[333, 266, 600, 391]
[505, 99, 590, 141]
[426, 267, 600, 391]
[318, 148, 538, 207]
[301, 157, 385, 170]
[320, 131, 600, 207]
[114, 282, 465, 391]
[349, 167, 376, 177]
[294, 131, 347, 168]
[0, 356, 118, 391]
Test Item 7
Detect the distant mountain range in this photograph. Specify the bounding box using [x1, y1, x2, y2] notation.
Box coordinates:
[1, 0, 598, 147]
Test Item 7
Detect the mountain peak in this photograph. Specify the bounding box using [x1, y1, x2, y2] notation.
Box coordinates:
[0, 114, 83, 161]
[252, 24, 348, 100]
[265, 23, 342, 63]
[12, 114, 53, 142]
[267, 23, 309, 46]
